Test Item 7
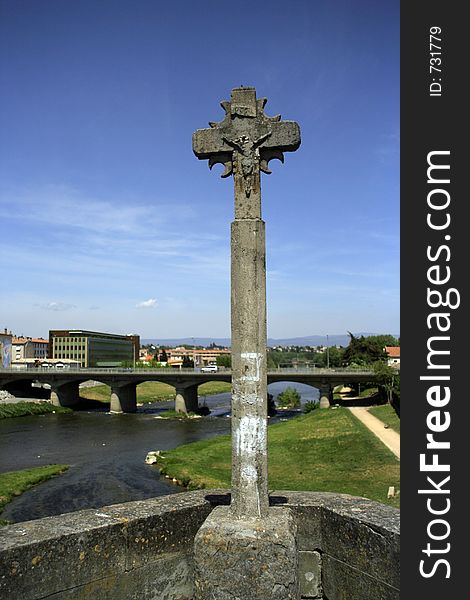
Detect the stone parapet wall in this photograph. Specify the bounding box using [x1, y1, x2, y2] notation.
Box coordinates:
[283, 491, 400, 599]
[0, 490, 399, 600]
[0, 492, 213, 600]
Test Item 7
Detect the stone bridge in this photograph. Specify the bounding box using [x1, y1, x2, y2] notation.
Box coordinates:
[0, 368, 376, 413]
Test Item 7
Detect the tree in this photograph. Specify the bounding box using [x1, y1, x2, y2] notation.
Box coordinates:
[216, 354, 231, 368]
[159, 348, 168, 362]
[312, 346, 344, 368]
[277, 387, 301, 408]
[267, 350, 282, 368]
[342, 332, 387, 367]
[367, 334, 399, 348]
[327, 346, 344, 367]
[182, 355, 194, 368]
[373, 361, 398, 404]
[266, 352, 278, 369]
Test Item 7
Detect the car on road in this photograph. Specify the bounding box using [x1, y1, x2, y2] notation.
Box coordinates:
[201, 364, 218, 372]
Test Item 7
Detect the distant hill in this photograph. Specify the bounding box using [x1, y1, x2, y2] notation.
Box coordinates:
[142, 333, 399, 348]
[142, 337, 231, 348]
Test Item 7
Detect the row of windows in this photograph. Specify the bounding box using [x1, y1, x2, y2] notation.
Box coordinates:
[55, 346, 86, 351]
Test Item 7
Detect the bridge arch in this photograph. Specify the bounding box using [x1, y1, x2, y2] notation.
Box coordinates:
[267, 380, 332, 409]
[0, 377, 51, 399]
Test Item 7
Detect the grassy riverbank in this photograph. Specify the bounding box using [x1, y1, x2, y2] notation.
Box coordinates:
[0, 402, 73, 419]
[80, 380, 231, 404]
[368, 404, 400, 433]
[0, 465, 69, 525]
[159, 407, 400, 508]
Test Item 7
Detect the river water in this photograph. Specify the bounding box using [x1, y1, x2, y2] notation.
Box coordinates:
[0, 383, 318, 523]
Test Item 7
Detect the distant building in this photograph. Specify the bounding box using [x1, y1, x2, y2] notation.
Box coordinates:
[32, 338, 49, 359]
[0, 329, 12, 368]
[12, 337, 32, 361]
[49, 330, 140, 368]
[12, 337, 48, 362]
[384, 346, 400, 368]
[12, 358, 81, 370]
[165, 347, 231, 369]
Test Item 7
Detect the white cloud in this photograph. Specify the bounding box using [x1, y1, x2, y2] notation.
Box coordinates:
[0, 183, 228, 283]
[136, 298, 158, 309]
[0, 183, 195, 236]
[36, 301, 76, 311]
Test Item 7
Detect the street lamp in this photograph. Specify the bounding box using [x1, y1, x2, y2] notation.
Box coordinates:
[326, 334, 330, 369]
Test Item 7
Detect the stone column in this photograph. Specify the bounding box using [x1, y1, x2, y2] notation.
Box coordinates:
[230, 219, 269, 517]
[50, 381, 80, 407]
[174, 384, 198, 413]
[319, 383, 331, 409]
[110, 382, 137, 413]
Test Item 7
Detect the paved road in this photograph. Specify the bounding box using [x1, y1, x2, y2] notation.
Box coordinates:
[348, 407, 400, 459]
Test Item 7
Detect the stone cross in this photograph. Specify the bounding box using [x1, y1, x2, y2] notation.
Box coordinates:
[193, 87, 300, 519]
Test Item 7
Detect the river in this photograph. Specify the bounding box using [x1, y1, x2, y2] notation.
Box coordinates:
[0, 383, 318, 523]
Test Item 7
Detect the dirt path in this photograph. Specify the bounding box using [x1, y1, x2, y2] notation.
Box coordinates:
[348, 407, 400, 459]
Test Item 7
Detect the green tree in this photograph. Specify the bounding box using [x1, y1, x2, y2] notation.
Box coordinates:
[373, 361, 399, 404]
[367, 335, 399, 348]
[342, 333, 387, 367]
[267, 351, 282, 368]
[216, 354, 231, 368]
[266, 352, 278, 369]
[277, 387, 301, 408]
[304, 400, 318, 413]
[327, 346, 344, 367]
[313, 346, 344, 368]
[159, 348, 168, 362]
[182, 355, 194, 368]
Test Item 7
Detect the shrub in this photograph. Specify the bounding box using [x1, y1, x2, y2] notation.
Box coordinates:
[304, 400, 318, 413]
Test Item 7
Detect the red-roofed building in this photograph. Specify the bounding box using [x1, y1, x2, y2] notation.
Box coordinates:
[31, 338, 49, 359]
[384, 346, 400, 368]
[12, 336, 48, 361]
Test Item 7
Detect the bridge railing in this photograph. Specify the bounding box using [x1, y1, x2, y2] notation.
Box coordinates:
[0, 367, 375, 375]
[266, 368, 375, 375]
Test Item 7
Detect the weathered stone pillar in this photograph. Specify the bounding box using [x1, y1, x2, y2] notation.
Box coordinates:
[110, 382, 137, 413]
[319, 383, 331, 409]
[50, 381, 80, 407]
[192, 87, 301, 599]
[230, 217, 269, 516]
[174, 384, 198, 413]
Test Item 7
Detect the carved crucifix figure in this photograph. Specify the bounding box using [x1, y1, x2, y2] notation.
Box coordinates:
[222, 131, 271, 196]
[193, 87, 300, 519]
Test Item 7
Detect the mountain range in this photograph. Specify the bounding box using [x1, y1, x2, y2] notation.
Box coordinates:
[142, 333, 399, 348]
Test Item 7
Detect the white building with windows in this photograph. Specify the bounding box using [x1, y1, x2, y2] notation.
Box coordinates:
[12, 337, 48, 362]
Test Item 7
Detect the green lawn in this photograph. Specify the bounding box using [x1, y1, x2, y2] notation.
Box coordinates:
[158, 407, 400, 508]
[368, 404, 400, 433]
[0, 465, 69, 525]
[0, 402, 73, 419]
[80, 380, 231, 404]
[360, 386, 379, 398]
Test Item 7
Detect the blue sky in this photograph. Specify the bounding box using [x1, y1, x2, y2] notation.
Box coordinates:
[0, 0, 399, 340]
